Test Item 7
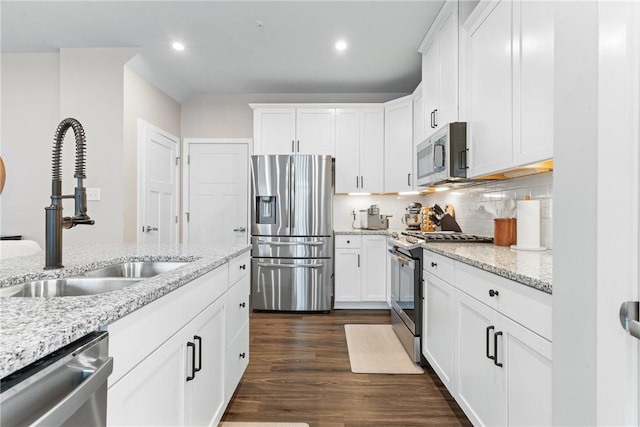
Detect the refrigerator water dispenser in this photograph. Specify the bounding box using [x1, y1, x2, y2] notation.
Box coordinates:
[256, 196, 276, 224]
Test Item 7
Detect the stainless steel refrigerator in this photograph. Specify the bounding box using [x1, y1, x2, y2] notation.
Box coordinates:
[250, 154, 333, 311]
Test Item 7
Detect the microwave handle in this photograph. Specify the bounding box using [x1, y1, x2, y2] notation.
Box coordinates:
[434, 143, 446, 172]
[459, 149, 469, 169]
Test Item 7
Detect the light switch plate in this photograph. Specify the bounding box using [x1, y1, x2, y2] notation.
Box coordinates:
[86, 188, 101, 201]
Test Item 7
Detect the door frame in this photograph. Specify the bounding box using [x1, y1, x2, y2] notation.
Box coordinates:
[136, 119, 180, 244]
[182, 138, 252, 245]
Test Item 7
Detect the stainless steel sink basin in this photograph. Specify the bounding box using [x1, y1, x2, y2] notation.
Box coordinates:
[0, 277, 141, 298]
[81, 261, 188, 278]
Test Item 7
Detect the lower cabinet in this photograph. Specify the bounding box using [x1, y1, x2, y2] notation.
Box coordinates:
[421, 250, 552, 427]
[107, 252, 251, 427]
[334, 234, 387, 308]
[108, 298, 225, 426]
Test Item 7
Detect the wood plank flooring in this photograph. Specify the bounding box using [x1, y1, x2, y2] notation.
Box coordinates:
[221, 310, 471, 427]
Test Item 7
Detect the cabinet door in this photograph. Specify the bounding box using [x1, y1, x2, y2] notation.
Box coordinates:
[335, 109, 361, 193]
[437, 5, 459, 129]
[185, 299, 225, 427]
[512, 0, 554, 166]
[423, 272, 456, 394]
[226, 322, 250, 403]
[107, 331, 186, 426]
[334, 248, 361, 302]
[359, 109, 384, 193]
[467, 0, 514, 177]
[413, 83, 425, 145]
[360, 235, 387, 301]
[422, 38, 440, 136]
[253, 109, 296, 155]
[503, 315, 552, 426]
[295, 108, 335, 155]
[384, 97, 414, 192]
[456, 290, 507, 427]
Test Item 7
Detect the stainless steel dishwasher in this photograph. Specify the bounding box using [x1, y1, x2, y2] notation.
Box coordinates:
[1, 331, 113, 427]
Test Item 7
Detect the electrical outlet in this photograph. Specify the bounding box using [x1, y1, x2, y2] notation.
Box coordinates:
[86, 188, 101, 201]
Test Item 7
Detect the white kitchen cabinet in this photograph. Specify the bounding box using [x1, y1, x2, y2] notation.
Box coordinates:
[419, 0, 459, 138]
[413, 82, 425, 145]
[334, 235, 387, 308]
[108, 297, 225, 427]
[453, 261, 552, 427]
[465, 0, 554, 177]
[252, 106, 335, 155]
[423, 273, 456, 394]
[107, 253, 251, 427]
[335, 108, 384, 193]
[383, 96, 414, 193]
[224, 253, 250, 404]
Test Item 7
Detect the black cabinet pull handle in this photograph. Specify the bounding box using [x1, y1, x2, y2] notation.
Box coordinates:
[430, 110, 435, 128]
[357, 254, 360, 268]
[240, 264, 246, 270]
[186, 342, 196, 381]
[297, 140, 300, 152]
[291, 140, 295, 152]
[486, 326, 495, 360]
[194, 335, 202, 373]
[431, 262, 437, 268]
[489, 289, 499, 297]
[494, 331, 503, 367]
[407, 173, 411, 186]
[239, 302, 246, 308]
[239, 352, 246, 359]
[434, 109, 438, 127]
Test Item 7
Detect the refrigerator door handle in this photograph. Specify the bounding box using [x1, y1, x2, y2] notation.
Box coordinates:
[257, 263, 323, 269]
[256, 240, 324, 246]
[290, 157, 296, 230]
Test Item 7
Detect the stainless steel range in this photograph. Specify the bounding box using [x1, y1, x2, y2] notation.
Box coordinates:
[403, 231, 494, 243]
[388, 230, 493, 364]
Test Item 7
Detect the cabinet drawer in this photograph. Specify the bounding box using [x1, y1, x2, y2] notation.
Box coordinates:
[455, 262, 552, 340]
[335, 234, 362, 249]
[229, 252, 250, 286]
[423, 250, 455, 283]
[225, 274, 250, 343]
[225, 322, 249, 403]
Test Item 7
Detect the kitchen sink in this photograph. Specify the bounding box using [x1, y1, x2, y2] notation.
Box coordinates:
[0, 277, 141, 298]
[80, 261, 188, 278]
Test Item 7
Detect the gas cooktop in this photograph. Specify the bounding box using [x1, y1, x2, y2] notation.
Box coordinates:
[402, 231, 494, 243]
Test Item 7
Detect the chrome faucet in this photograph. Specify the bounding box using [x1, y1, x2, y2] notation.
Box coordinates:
[45, 118, 95, 269]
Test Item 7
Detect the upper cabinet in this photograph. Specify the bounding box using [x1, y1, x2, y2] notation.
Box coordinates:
[335, 108, 384, 193]
[464, 0, 554, 177]
[252, 106, 336, 156]
[419, 0, 459, 139]
[384, 96, 414, 193]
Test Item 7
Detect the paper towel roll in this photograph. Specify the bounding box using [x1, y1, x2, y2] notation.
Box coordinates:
[514, 199, 542, 249]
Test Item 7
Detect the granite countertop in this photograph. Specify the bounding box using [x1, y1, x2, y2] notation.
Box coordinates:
[422, 242, 552, 294]
[0, 243, 251, 379]
[334, 229, 398, 235]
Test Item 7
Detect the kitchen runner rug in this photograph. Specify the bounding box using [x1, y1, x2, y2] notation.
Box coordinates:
[344, 324, 424, 374]
[219, 423, 309, 427]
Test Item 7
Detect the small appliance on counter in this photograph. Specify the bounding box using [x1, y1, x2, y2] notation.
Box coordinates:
[402, 202, 423, 230]
[359, 205, 391, 230]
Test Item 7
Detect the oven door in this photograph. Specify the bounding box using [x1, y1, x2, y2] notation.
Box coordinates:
[388, 248, 417, 333]
[416, 137, 447, 187]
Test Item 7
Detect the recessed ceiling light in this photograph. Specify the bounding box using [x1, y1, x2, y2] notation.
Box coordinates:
[172, 42, 185, 51]
[335, 40, 348, 51]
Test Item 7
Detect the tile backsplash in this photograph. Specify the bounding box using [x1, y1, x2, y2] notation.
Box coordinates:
[334, 172, 553, 249]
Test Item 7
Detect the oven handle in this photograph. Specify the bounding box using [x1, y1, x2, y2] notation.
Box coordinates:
[387, 249, 415, 269]
[256, 240, 324, 246]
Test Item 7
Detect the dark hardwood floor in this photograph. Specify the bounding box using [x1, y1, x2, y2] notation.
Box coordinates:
[221, 309, 472, 427]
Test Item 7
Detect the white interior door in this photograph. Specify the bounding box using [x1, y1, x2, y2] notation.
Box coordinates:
[138, 120, 179, 245]
[184, 140, 249, 246]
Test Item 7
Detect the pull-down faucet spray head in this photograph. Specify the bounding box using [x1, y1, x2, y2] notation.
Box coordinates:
[45, 118, 95, 269]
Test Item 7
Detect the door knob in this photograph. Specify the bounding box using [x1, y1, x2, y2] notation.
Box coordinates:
[233, 226, 246, 232]
[620, 301, 640, 340]
[144, 226, 159, 233]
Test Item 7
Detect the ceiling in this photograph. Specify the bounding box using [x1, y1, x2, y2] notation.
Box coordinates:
[1, 1, 444, 102]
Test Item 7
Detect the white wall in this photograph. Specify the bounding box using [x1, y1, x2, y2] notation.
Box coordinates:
[1, 53, 60, 247]
[181, 92, 407, 138]
[123, 65, 181, 242]
[59, 48, 138, 246]
[334, 194, 428, 231]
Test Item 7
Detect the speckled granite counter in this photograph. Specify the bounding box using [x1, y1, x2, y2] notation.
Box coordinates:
[334, 229, 397, 236]
[422, 242, 552, 294]
[0, 243, 251, 379]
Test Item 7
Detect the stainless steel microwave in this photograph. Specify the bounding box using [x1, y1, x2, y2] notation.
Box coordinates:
[416, 122, 468, 187]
